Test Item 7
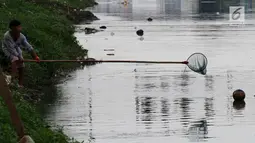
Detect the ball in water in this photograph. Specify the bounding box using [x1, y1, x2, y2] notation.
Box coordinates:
[233, 89, 245, 101]
[136, 29, 144, 36]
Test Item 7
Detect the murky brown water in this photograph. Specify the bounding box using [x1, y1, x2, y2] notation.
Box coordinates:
[43, 1, 255, 143]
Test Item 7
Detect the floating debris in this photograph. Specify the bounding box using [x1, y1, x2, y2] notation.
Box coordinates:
[121, 0, 128, 5]
[111, 32, 115, 36]
[104, 49, 115, 51]
[136, 29, 144, 36]
[100, 26, 107, 29]
[147, 17, 153, 22]
[84, 27, 102, 34]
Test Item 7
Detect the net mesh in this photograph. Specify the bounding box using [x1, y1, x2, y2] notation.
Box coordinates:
[186, 53, 208, 75]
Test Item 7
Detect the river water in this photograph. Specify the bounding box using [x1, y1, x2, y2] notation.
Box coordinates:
[42, 1, 255, 143]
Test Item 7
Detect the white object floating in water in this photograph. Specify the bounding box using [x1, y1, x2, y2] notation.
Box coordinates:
[107, 53, 115, 56]
[104, 49, 115, 51]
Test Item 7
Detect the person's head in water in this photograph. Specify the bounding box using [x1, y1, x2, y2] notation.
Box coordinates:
[9, 20, 22, 39]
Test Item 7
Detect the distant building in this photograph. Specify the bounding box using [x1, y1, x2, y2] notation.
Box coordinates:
[92, 0, 133, 14]
[253, 0, 255, 11]
[180, 0, 197, 14]
[157, 0, 165, 14]
[164, 0, 181, 14]
[218, 0, 253, 13]
[162, 0, 199, 14]
[192, 0, 200, 14]
[199, 0, 217, 13]
[159, 0, 254, 14]
[240, 0, 253, 12]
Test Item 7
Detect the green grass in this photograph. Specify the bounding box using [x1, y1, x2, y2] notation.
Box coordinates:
[0, 0, 95, 142]
[0, 87, 82, 143]
[56, 0, 96, 8]
[0, 0, 90, 88]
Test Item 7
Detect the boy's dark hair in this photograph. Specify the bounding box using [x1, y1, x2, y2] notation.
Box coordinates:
[9, 20, 21, 29]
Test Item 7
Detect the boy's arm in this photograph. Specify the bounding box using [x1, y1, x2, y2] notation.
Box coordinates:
[21, 35, 39, 60]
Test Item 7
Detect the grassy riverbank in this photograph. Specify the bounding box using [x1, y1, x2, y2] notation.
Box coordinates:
[0, 0, 96, 142]
[0, 0, 91, 88]
[0, 88, 81, 143]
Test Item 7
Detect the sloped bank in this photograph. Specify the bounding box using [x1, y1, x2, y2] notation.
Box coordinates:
[0, 0, 97, 142]
[25, 0, 99, 24]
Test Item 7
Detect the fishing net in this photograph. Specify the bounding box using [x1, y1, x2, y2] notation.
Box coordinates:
[186, 53, 208, 75]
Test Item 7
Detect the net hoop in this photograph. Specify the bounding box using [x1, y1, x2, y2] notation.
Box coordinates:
[186, 53, 208, 75]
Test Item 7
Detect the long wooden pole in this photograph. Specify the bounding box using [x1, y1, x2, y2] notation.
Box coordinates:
[24, 59, 188, 64]
[0, 69, 25, 141]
